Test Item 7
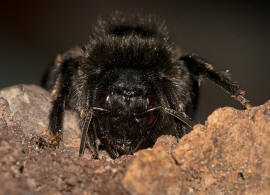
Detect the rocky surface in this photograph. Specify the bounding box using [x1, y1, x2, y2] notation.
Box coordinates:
[123, 101, 270, 194]
[0, 84, 270, 194]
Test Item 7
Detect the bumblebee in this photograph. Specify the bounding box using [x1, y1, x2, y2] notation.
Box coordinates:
[42, 13, 250, 158]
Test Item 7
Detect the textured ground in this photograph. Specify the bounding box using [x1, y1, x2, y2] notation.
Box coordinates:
[0, 84, 269, 194]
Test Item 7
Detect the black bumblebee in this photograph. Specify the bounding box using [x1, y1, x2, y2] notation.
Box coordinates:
[42, 12, 250, 158]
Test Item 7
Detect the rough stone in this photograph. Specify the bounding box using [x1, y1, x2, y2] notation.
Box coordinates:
[0, 84, 81, 148]
[122, 101, 270, 194]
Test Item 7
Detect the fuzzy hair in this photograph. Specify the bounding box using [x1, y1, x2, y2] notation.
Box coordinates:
[83, 12, 180, 71]
[92, 11, 169, 40]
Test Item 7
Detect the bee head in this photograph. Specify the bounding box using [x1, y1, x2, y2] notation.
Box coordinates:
[94, 68, 160, 155]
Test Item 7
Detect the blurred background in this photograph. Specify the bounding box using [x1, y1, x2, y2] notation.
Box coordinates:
[0, 0, 269, 123]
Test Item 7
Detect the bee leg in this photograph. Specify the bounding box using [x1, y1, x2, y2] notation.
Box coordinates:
[180, 54, 251, 108]
[79, 109, 94, 157]
[79, 108, 100, 158]
[91, 118, 99, 159]
[48, 59, 74, 147]
[104, 139, 119, 159]
[49, 96, 65, 146]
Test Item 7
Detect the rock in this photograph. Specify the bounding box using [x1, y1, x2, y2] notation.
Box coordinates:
[122, 101, 270, 194]
[0, 84, 81, 148]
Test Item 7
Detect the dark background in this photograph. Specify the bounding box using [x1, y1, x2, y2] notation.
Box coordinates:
[1, 1, 269, 122]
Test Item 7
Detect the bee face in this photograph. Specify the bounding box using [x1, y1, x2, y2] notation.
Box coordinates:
[94, 68, 160, 155]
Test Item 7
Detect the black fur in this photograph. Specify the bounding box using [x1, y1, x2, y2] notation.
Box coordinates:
[42, 12, 250, 158]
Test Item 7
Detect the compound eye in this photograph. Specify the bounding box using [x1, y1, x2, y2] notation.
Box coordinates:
[146, 95, 159, 126]
[97, 91, 109, 106]
[135, 112, 157, 127]
[147, 112, 157, 126]
[136, 109, 158, 128]
[148, 95, 158, 107]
